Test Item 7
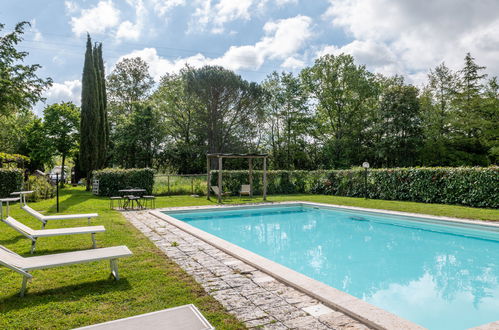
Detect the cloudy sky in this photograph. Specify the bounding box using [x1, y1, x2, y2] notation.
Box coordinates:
[2, 0, 499, 115]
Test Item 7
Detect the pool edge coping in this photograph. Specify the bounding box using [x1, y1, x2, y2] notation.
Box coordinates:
[149, 201, 479, 330]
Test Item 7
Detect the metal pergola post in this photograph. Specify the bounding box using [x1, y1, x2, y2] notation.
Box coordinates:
[218, 156, 223, 204]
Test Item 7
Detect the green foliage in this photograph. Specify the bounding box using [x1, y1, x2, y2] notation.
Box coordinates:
[186, 65, 264, 156]
[93, 168, 155, 196]
[25, 175, 55, 201]
[0, 168, 23, 197]
[80, 34, 107, 186]
[0, 152, 29, 168]
[0, 21, 52, 116]
[44, 102, 80, 184]
[212, 167, 498, 208]
[111, 103, 163, 168]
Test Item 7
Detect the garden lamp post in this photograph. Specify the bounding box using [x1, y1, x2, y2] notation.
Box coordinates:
[362, 162, 370, 199]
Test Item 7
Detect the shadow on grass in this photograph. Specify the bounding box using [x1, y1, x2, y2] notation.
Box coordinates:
[0, 278, 132, 312]
[45, 191, 92, 214]
[0, 235, 26, 245]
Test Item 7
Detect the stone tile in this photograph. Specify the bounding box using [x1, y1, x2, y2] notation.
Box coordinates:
[302, 304, 334, 317]
[245, 316, 278, 328]
[231, 306, 268, 322]
[283, 315, 329, 329]
[319, 312, 358, 328]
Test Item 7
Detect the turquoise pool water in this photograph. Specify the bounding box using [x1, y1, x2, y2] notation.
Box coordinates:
[165, 204, 499, 329]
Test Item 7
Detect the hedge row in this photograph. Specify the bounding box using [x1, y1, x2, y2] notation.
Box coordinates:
[0, 168, 23, 198]
[210, 167, 498, 208]
[93, 168, 155, 197]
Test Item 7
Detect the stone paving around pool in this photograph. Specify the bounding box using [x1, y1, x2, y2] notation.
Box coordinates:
[123, 210, 371, 330]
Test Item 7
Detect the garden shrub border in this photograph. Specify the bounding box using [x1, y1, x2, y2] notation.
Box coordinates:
[210, 167, 498, 208]
[0, 168, 23, 198]
[93, 168, 155, 197]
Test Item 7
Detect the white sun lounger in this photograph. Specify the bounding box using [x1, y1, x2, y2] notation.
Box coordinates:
[0, 244, 132, 296]
[74, 304, 214, 330]
[240, 184, 251, 196]
[2, 216, 106, 253]
[22, 205, 98, 228]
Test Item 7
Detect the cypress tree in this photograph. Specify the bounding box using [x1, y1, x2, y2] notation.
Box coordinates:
[96, 43, 109, 166]
[80, 34, 100, 190]
[93, 42, 107, 168]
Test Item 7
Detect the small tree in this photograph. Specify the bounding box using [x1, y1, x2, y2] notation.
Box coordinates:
[44, 103, 80, 187]
[0, 21, 52, 116]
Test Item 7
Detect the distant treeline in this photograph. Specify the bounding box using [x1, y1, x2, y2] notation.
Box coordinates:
[1, 21, 497, 175]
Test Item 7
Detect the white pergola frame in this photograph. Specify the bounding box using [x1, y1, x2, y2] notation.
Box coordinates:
[206, 153, 268, 203]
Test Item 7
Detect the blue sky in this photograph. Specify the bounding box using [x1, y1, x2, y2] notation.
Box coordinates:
[2, 0, 499, 115]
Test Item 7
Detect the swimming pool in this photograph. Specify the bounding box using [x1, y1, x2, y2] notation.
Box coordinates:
[162, 203, 499, 329]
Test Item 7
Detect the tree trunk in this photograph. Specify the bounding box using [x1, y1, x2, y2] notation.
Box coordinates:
[61, 154, 66, 188]
[86, 172, 91, 191]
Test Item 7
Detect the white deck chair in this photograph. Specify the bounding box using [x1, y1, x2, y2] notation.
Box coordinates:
[2, 216, 106, 253]
[0, 244, 132, 296]
[211, 186, 230, 197]
[240, 184, 251, 196]
[22, 205, 98, 228]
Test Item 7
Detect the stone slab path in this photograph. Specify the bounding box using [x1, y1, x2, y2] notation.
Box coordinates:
[123, 210, 372, 330]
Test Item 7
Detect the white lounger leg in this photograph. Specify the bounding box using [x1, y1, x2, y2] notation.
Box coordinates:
[20, 274, 29, 297]
[110, 259, 120, 280]
[91, 233, 96, 248]
[30, 239, 37, 254]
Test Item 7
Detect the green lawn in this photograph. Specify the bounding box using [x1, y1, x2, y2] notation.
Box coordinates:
[0, 188, 497, 329]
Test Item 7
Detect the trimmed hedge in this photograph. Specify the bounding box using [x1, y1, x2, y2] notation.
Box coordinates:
[93, 168, 155, 197]
[0, 168, 23, 198]
[211, 167, 499, 208]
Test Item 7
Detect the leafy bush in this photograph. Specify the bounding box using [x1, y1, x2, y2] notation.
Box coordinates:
[211, 167, 498, 208]
[25, 176, 56, 201]
[0, 152, 29, 168]
[0, 168, 23, 198]
[93, 168, 155, 197]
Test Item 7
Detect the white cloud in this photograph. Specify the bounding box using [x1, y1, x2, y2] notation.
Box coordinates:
[34, 80, 82, 116]
[64, 1, 78, 14]
[322, 0, 499, 84]
[116, 0, 147, 41]
[70, 0, 121, 36]
[44, 80, 82, 105]
[152, 0, 186, 17]
[189, 0, 300, 34]
[281, 56, 305, 70]
[117, 15, 313, 79]
[29, 19, 43, 41]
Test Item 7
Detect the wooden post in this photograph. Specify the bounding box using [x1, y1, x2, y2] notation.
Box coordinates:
[263, 157, 267, 201]
[218, 156, 223, 203]
[206, 156, 211, 200]
[249, 158, 253, 197]
[167, 175, 170, 196]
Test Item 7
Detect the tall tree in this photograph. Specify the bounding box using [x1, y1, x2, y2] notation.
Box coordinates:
[80, 34, 100, 190]
[301, 54, 379, 168]
[107, 57, 154, 118]
[44, 102, 80, 187]
[452, 53, 489, 165]
[376, 82, 423, 167]
[420, 63, 458, 165]
[0, 21, 52, 116]
[112, 103, 163, 168]
[151, 68, 204, 173]
[262, 71, 313, 169]
[185, 66, 264, 164]
[93, 43, 108, 168]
